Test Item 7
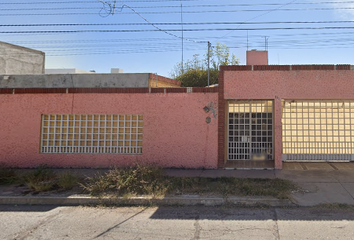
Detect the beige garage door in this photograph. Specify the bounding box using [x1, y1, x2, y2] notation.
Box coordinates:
[282, 100, 354, 161]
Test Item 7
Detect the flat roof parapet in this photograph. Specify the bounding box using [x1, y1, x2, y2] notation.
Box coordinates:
[0, 87, 218, 95]
[0, 73, 180, 89]
[220, 64, 352, 71]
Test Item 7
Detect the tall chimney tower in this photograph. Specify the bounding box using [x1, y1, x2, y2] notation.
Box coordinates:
[246, 50, 268, 65]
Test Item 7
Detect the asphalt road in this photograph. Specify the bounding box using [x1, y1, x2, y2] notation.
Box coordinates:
[1, 205, 354, 240]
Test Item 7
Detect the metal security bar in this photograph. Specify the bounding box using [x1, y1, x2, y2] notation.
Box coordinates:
[228, 100, 274, 161]
[41, 114, 143, 154]
[282, 100, 354, 161]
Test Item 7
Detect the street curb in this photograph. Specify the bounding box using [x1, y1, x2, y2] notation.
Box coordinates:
[0, 195, 295, 207]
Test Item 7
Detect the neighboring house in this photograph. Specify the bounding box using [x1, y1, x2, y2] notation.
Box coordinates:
[1, 50, 353, 170]
[0, 73, 180, 88]
[44, 68, 180, 88]
[45, 68, 122, 74]
[0, 41, 45, 74]
[45, 68, 96, 74]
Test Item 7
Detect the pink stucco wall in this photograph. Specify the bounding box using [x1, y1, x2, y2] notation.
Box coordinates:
[246, 51, 268, 65]
[224, 70, 354, 100]
[224, 69, 354, 169]
[0, 93, 218, 168]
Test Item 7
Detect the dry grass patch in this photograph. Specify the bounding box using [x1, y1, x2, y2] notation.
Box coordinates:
[82, 165, 298, 199]
[81, 165, 166, 197]
[23, 166, 81, 193]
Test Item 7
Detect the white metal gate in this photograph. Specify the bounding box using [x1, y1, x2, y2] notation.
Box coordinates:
[282, 100, 354, 161]
[227, 100, 274, 161]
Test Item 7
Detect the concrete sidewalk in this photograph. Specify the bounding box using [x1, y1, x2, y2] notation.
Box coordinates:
[1, 162, 354, 207]
[165, 162, 354, 206]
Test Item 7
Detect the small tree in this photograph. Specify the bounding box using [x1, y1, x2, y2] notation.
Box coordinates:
[170, 42, 239, 87]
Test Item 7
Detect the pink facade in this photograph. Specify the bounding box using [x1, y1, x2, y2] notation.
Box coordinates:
[220, 65, 354, 169]
[0, 92, 218, 168]
[223, 69, 354, 100]
[2, 64, 353, 170]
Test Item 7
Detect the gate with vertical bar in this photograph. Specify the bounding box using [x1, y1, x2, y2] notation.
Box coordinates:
[227, 100, 274, 161]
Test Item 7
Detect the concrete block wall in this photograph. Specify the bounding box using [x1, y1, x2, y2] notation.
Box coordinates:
[0, 42, 45, 74]
[0, 73, 180, 89]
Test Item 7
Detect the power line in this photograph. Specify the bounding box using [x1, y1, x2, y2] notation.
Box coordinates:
[41, 43, 354, 56]
[8, 30, 354, 45]
[2, 1, 354, 60]
[45, 46, 206, 56]
[5, 37, 354, 57]
[115, 3, 206, 43]
[7, 36, 354, 49]
[2, 1, 354, 5]
[6, 29, 354, 44]
[2, 7, 354, 16]
[3, 20, 354, 27]
[0, 3, 351, 10]
[4, 26, 354, 34]
[0, 0, 218, 4]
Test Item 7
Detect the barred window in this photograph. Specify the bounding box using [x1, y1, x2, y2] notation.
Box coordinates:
[41, 114, 143, 154]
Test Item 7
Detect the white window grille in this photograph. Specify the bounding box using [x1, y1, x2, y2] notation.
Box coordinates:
[40, 114, 143, 154]
[227, 100, 274, 161]
[282, 100, 354, 161]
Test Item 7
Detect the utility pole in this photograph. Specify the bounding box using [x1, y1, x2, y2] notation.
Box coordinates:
[181, 3, 184, 74]
[207, 41, 211, 87]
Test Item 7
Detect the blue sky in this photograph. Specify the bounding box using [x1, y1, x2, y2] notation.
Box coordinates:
[2, 0, 354, 76]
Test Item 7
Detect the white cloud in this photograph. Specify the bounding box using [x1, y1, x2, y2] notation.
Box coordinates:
[321, 0, 354, 20]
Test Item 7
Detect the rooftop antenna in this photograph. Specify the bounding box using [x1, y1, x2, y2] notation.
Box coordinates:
[264, 36, 269, 51]
[247, 31, 249, 51]
[264, 36, 269, 63]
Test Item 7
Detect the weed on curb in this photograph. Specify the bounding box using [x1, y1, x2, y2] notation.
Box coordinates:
[81, 164, 298, 199]
[21, 166, 81, 193]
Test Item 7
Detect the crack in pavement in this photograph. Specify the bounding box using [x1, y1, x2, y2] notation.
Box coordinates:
[338, 181, 354, 202]
[192, 215, 201, 240]
[13, 207, 71, 240]
[93, 207, 147, 239]
[273, 208, 280, 240]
